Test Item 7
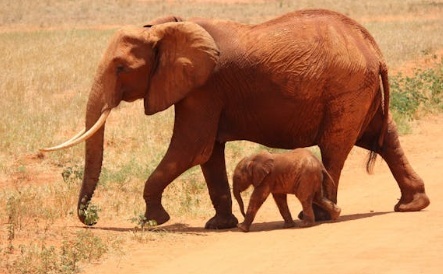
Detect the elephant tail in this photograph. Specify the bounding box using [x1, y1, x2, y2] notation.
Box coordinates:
[378, 62, 390, 148]
[321, 167, 336, 201]
[367, 62, 390, 174]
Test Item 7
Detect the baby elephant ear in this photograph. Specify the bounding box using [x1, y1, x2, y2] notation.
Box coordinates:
[250, 156, 274, 187]
[144, 21, 219, 115]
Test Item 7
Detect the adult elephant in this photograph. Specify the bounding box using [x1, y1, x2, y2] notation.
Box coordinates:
[42, 9, 430, 229]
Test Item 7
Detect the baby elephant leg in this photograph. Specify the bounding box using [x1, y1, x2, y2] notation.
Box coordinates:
[299, 197, 316, 228]
[272, 194, 295, 228]
[238, 189, 270, 232]
[315, 196, 341, 221]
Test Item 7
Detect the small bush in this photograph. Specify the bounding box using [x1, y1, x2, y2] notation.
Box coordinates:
[61, 230, 109, 270]
[390, 75, 427, 119]
[390, 58, 443, 132]
[3, 230, 112, 274]
[62, 165, 83, 185]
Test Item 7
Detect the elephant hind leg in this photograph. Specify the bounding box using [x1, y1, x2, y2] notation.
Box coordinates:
[313, 194, 341, 221]
[380, 120, 429, 211]
[357, 115, 430, 212]
[298, 197, 315, 227]
[296, 139, 353, 222]
[305, 114, 362, 221]
[319, 140, 355, 203]
[272, 194, 295, 228]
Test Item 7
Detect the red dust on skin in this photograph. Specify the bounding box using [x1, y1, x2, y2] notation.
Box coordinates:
[2, 1, 441, 272]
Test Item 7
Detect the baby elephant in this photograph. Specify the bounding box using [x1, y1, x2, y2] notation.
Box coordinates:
[233, 149, 341, 232]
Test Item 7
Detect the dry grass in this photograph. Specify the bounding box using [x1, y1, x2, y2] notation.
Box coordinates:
[0, 0, 442, 273]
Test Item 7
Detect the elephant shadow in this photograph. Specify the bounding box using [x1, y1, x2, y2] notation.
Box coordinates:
[78, 211, 392, 234]
[77, 221, 231, 235]
[244, 211, 393, 232]
[335, 211, 392, 222]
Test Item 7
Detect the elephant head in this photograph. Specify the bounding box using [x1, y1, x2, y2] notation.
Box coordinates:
[41, 22, 219, 225]
[233, 152, 274, 218]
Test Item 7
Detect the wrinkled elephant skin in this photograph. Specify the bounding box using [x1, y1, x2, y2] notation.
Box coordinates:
[43, 9, 429, 229]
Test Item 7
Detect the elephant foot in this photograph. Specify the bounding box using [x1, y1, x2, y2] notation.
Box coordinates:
[298, 205, 331, 222]
[394, 192, 430, 212]
[237, 222, 250, 232]
[298, 220, 314, 228]
[330, 206, 341, 221]
[205, 213, 238, 229]
[145, 203, 170, 225]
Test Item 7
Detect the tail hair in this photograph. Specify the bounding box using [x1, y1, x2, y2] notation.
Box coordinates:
[366, 62, 390, 174]
[378, 62, 390, 148]
[366, 150, 377, 174]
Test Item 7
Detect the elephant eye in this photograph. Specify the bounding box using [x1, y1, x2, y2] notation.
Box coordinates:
[116, 64, 126, 74]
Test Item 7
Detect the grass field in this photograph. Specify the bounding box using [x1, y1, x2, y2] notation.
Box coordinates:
[0, 0, 442, 273]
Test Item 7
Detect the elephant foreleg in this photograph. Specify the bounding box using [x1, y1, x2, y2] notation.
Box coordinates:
[143, 150, 193, 225]
[143, 116, 217, 224]
[144, 98, 229, 226]
[201, 141, 238, 229]
[143, 139, 222, 225]
[238, 187, 271, 232]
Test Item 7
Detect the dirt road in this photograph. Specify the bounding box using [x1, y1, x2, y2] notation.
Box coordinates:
[83, 115, 443, 274]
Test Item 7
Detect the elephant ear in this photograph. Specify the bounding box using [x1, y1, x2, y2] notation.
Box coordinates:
[143, 15, 183, 27]
[144, 22, 219, 115]
[249, 154, 274, 187]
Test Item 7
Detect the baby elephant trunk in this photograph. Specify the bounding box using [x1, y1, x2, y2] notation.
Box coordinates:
[233, 186, 246, 217]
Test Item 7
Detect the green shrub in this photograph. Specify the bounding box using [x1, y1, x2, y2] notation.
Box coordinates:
[390, 58, 443, 132]
[3, 230, 112, 274]
[390, 74, 427, 119]
[62, 165, 83, 185]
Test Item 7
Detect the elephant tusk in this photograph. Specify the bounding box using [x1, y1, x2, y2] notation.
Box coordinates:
[47, 128, 87, 148]
[40, 109, 111, 152]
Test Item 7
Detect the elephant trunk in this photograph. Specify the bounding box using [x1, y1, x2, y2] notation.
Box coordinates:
[40, 57, 116, 226]
[77, 79, 110, 226]
[233, 185, 246, 218]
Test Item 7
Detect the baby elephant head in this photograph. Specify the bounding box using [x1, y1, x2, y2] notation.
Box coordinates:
[232, 152, 274, 217]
